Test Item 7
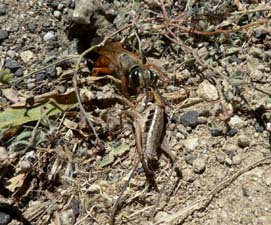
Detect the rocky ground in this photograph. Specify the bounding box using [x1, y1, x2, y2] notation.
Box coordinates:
[0, 0, 271, 225]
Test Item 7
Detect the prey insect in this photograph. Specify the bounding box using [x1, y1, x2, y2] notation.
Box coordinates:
[122, 88, 179, 188]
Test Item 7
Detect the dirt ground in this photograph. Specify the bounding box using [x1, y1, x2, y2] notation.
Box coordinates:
[0, 0, 271, 225]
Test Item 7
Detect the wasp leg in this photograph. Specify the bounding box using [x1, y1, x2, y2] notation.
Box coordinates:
[92, 67, 114, 76]
[120, 75, 130, 98]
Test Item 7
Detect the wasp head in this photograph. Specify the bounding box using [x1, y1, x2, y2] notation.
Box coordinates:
[128, 65, 158, 90]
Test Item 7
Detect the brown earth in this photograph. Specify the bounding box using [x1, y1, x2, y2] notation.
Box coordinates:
[0, 1, 271, 225]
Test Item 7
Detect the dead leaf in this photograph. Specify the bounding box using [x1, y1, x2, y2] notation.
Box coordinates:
[63, 118, 78, 130]
[2, 88, 25, 103]
[6, 173, 27, 192]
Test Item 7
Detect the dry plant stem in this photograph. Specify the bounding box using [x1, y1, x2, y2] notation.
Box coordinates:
[158, 2, 223, 77]
[154, 155, 271, 225]
[231, 7, 271, 15]
[150, 159, 177, 220]
[72, 23, 133, 146]
[215, 78, 233, 122]
[110, 158, 141, 225]
[168, 18, 270, 36]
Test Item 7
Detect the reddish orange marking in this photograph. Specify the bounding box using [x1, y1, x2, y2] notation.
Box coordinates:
[94, 55, 112, 68]
[92, 67, 114, 76]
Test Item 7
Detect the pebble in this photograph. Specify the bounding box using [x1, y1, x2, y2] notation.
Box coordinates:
[72, 0, 95, 24]
[0, 146, 8, 162]
[43, 31, 55, 41]
[0, 3, 7, 15]
[210, 128, 223, 137]
[237, 135, 250, 148]
[184, 153, 197, 165]
[4, 59, 21, 71]
[154, 211, 171, 224]
[14, 67, 24, 76]
[54, 10, 62, 19]
[60, 209, 74, 225]
[25, 150, 36, 162]
[226, 128, 238, 137]
[51, 1, 59, 9]
[216, 151, 226, 164]
[265, 177, 271, 186]
[225, 157, 232, 166]
[6, 50, 17, 58]
[0, 30, 8, 42]
[252, 69, 264, 81]
[196, 80, 218, 101]
[27, 23, 37, 33]
[193, 158, 206, 173]
[255, 122, 264, 132]
[18, 160, 32, 172]
[46, 66, 57, 77]
[183, 137, 199, 151]
[20, 50, 36, 63]
[35, 72, 46, 82]
[182, 168, 195, 182]
[229, 115, 244, 126]
[199, 110, 211, 117]
[242, 186, 250, 197]
[179, 111, 199, 128]
[197, 116, 208, 124]
[223, 143, 238, 156]
[229, 55, 242, 64]
[0, 212, 11, 225]
[58, 3, 65, 11]
[232, 154, 242, 165]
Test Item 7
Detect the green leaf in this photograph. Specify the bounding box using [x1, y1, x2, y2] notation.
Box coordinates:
[0, 91, 78, 129]
[100, 153, 114, 167]
[112, 143, 129, 156]
[0, 69, 14, 84]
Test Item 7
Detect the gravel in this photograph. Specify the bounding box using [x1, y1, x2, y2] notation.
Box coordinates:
[0, 30, 8, 42]
[179, 111, 199, 128]
[43, 31, 56, 41]
[0, 212, 11, 225]
[237, 135, 250, 148]
[4, 59, 21, 71]
[193, 158, 206, 173]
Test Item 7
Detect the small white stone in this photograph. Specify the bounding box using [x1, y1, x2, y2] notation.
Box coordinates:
[229, 115, 244, 126]
[154, 211, 171, 224]
[20, 50, 36, 63]
[232, 154, 242, 165]
[43, 31, 55, 41]
[237, 135, 250, 148]
[183, 137, 199, 151]
[193, 158, 206, 173]
[182, 168, 195, 182]
[54, 10, 61, 19]
[265, 177, 271, 186]
[196, 80, 218, 101]
[7, 50, 17, 58]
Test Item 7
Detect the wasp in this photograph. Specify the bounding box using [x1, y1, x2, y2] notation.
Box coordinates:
[92, 42, 159, 97]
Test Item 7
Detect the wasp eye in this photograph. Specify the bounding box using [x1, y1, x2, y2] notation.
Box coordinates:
[149, 69, 158, 85]
[129, 68, 140, 87]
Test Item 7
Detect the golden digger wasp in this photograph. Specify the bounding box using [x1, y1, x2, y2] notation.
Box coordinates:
[92, 41, 160, 97]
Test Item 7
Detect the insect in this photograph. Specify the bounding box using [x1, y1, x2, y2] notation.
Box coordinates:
[123, 88, 180, 187]
[92, 42, 159, 97]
